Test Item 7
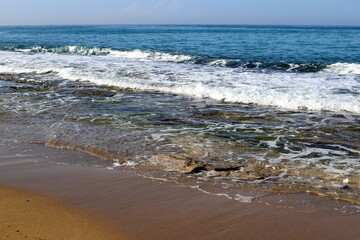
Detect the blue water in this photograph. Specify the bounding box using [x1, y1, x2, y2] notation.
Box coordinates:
[1, 25, 360, 66]
[0, 25, 360, 204]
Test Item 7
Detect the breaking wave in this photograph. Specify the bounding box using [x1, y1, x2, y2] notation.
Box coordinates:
[5, 45, 359, 74]
[0, 50, 359, 114]
[6, 45, 193, 62]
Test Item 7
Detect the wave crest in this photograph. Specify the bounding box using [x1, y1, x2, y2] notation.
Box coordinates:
[8, 45, 193, 62]
[14, 45, 111, 56]
[4, 46, 360, 75]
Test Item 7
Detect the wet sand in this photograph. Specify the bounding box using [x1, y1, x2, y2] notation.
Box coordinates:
[0, 141, 359, 240]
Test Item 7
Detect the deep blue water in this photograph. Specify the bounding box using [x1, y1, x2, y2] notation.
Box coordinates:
[1, 25, 360, 65]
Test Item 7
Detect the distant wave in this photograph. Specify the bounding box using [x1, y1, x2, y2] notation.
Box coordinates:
[6, 45, 193, 62]
[5, 45, 360, 75]
[10, 45, 112, 56]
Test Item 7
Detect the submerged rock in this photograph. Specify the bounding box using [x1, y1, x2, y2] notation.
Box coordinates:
[205, 163, 241, 172]
[148, 154, 205, 172]
[229, 162, 279, 180]
[74, 89, 116, 97]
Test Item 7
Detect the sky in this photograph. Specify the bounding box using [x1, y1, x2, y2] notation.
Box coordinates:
[0, 0, 359, 26]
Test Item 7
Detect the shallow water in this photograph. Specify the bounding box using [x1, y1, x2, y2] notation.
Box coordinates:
[0, 25, 359, 204]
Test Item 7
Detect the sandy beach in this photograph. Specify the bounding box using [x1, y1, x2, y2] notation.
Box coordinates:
[0, 185, 124, 240]
[0, 141, 359, 240]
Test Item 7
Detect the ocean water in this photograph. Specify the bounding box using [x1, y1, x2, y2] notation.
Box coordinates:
[0, 25, 359, 204]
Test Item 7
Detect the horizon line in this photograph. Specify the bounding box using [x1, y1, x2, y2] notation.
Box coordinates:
[0, 23, 359, 28]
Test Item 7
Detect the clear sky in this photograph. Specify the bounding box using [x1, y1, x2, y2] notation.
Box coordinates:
[0, 0, 359, 26]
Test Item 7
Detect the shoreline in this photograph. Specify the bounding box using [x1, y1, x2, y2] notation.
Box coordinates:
[0, 141, 359, 240]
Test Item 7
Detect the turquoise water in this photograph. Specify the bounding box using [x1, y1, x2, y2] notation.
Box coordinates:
[0, 25, 359, 204]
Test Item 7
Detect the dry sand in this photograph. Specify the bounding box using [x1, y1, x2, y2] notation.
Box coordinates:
[0, 141, 359, 240]
[0, 185, 124, 240]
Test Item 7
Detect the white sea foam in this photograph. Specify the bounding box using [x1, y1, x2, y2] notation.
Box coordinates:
[324, 63, 360, 75]
[190, 186, 253, 203]
[234, 194, 253, 203]
[14, 45, 111, 56]
[109, 49, 193, 62]
[10, 46, 193, 63]
[0, 50, 359, 114]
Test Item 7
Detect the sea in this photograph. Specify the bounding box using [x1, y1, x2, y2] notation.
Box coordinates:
[0, 25, 359, 206]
